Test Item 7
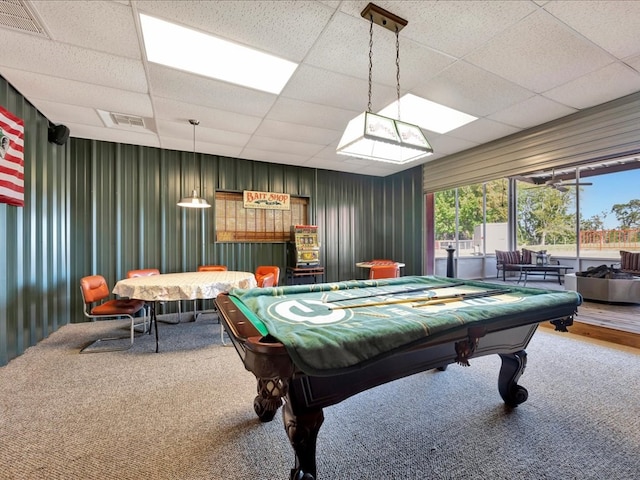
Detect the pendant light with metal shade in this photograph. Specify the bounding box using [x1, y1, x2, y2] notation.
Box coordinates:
[178, 119, 211, 208]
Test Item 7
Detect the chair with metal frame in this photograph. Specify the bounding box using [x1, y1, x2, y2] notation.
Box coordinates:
[255, 265, 280, 287]
[193, 265, 228, 318]
[259, 272, 276, 288]
[79, 274, 147, 353]
[197, 265, 228, 272]
[126, 268, 181, 323]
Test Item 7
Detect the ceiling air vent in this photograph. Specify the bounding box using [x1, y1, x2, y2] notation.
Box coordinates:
[0, 0, 49, 37]
[97, 109, 155, 132]
[110, 113, 146, 128]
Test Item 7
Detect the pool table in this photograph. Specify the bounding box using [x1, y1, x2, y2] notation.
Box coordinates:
[215, 276, 581, 480]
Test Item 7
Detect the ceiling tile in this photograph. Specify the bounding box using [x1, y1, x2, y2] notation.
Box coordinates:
[487, 95, 576, 129]
[0, 67, 153, 117]
[267, 98, 358, 131]
[243, 135, 325, 157]
[147, 64, 277, 116]
[543, 63, 640, 109]
[0, 29, 148, 92]
[281, 64, 396, 112]
[135, 0, 334, 61]
[304, 10, 456, 89]
[412, 60, 532, 117]
[446, 118, 520, 145]
[543, 0, 640, 59]
[254, 119, 338, 145]
[153, 97, 262, 135]
[401, 0, 538, 58]
[1, 1, 638, 177]
[464, 9, 613, 92]
[31, 0, 140, 58]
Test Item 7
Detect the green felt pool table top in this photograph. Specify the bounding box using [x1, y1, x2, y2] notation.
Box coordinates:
[226, 276, 581, 376]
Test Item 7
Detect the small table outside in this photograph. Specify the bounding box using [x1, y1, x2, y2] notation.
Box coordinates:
[514, 264, 573, 286]
[113, 271, 257, 351]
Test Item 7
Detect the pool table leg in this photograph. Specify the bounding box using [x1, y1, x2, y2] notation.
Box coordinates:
[497, 350, 529, 407]
[283, 400, 324, 480]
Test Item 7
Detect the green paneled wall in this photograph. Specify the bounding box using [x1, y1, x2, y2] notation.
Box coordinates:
[0, 77, 70, 366]
[68, 141, 425, 324]
[0, 72, 424, 366]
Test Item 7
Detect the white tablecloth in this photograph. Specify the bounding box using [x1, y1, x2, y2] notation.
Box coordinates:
[112, 271, 257, 301]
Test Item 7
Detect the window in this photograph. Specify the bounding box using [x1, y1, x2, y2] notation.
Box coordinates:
[579, 169, 640, 258]
[434, 179, 507, 258]
[516, 180, 577, 259]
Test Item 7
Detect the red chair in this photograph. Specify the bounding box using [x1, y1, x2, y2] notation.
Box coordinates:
[79, 274, 147, 353]
[369, 264, 400, 279]
[255, 266, 280, 287]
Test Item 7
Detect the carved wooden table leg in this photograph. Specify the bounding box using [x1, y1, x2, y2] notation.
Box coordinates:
[498, 350, 529, 407]
[283, 401, 324, 480]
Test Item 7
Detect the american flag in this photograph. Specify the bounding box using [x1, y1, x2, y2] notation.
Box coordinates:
[0, 105, 25, 207]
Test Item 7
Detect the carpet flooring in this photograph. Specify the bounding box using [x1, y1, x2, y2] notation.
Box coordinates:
[1, 313, 638, 479]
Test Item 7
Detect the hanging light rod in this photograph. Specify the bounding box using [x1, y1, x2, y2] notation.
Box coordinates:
[360, 2, 407, 33]
[177, 119, 211, 209]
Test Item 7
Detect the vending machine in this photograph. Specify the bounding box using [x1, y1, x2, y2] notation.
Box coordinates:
[288, 225, 320, 267]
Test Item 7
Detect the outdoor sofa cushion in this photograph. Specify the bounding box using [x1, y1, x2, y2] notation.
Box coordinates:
[620, 250, 640, 274]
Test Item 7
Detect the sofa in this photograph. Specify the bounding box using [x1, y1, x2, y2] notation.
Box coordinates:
[620, 250, 640, 275]
[495, 248, 538, 281]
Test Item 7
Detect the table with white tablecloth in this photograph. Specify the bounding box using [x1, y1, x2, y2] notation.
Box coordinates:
[113, 271, 257, 351]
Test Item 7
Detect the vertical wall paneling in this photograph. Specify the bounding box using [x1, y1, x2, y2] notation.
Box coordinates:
[0, 73, 425, 366]
[0, 76, 70, 366]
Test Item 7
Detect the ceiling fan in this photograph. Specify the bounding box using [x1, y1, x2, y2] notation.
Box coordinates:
[541, 169, 593, 192]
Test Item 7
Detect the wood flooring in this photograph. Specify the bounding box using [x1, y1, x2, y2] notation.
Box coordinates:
[491, 276, 640, 350]
[540, 300, 640, 349]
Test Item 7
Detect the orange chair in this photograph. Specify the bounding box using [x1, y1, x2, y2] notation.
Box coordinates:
[255, 266, 280, 287]
[194, 265, 228, 317]
[197, 265, 228, 272]
[79, 275, 147, 353]
[369, 264, 400, 279]
[259, 272, 276, 288]
[126, 268, 179, 322]
[127, 268, 160, 278]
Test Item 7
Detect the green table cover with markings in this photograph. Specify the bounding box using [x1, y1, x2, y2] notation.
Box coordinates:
[228, 276, 581, 376]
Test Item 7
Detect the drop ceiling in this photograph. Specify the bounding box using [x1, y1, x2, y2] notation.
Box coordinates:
[1, 0, 640, 177]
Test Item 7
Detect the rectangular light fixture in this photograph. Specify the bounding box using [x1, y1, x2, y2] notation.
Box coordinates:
[337, 112, 433, 164]
[139, 13, 298, 94]
[378, 94, 477, 134]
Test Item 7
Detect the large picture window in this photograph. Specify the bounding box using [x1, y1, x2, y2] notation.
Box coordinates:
[433, 162, 640, 269]
[434, 179, 507, 258]
[578, 169, 640, 258]
[516, 180, 577, 258]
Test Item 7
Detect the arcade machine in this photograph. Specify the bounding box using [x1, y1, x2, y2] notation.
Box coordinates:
[287, 225, 324, 284]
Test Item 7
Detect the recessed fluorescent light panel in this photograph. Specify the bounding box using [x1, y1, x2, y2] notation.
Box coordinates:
[378, 94, 477, 134]
[139, 13, 298, 94]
